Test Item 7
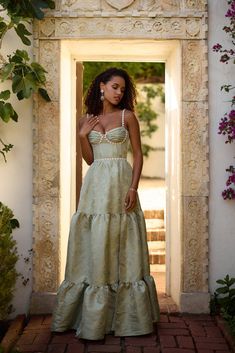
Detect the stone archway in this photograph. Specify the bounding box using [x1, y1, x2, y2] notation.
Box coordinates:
[31, 0, 209, 313]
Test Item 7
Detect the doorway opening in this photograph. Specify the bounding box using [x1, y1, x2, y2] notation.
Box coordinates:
[80, 61, 167, 296]
[60, 39, 181, 309]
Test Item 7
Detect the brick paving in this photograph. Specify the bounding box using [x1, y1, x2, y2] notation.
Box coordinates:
[14, 314, 234, 353]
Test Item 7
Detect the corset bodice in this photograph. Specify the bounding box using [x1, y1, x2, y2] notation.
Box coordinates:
[88, 126, 129, 160]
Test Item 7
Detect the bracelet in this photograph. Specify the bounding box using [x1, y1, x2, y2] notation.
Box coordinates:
[129, 187, 137, 192]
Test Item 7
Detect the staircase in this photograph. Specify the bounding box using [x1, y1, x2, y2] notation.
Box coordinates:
[144, 209, 166, 273]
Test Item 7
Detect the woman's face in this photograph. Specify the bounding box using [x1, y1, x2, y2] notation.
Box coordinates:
[101, 76, 126, 106]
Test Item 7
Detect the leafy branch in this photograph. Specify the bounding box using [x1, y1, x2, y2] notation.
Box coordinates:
[0, 0, 55, 161]
[0, 0, 55, 47]
[211, 274, 235, 337]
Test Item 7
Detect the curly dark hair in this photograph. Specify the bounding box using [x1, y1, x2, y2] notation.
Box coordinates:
[84, 67, 137, 116]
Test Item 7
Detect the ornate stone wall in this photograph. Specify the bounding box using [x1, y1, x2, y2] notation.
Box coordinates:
[31, 0, 209, 312]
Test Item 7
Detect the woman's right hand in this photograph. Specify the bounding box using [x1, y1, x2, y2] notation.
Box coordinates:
[79, 115, 99, 138]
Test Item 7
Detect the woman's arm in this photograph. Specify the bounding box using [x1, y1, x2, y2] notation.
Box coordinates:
[78, 115, 99, 165]
[124, 111, 143, 211]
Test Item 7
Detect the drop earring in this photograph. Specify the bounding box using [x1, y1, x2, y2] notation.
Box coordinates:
[100, 89, 104, 101]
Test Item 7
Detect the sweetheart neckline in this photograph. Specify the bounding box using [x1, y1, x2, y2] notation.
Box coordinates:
[89, 126, 128, 136]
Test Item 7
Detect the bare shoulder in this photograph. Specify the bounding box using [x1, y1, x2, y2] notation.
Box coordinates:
[124, 110, 139, 128]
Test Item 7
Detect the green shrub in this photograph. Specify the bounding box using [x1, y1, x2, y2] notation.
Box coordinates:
[211, 274, 235, 338]
[0, 202, 19, 320]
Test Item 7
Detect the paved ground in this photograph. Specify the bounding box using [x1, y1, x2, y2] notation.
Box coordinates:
[14, 314, 234, 353]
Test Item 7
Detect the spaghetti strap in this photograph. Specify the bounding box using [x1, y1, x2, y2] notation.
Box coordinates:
[121, 109, 125, 127]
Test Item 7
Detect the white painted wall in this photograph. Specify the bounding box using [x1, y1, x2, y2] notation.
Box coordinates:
[208, 0, 235, 292]
[0, 23, 33, 316]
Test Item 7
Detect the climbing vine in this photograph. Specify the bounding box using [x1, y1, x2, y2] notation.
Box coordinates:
[213, 0, 235, 199]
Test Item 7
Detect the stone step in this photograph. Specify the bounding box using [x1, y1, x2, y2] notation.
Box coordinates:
[148, 243, 166, 265]
[148, 240, 165, 251]
[150, 263, 166, 273]
[149, 250, 165, 265]
[144, 209, 164, 220]
[145, 218, 164, 229]
[147, 228, 165, 241]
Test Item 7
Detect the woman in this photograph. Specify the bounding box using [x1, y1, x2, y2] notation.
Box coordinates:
[51, 67, 160, 340]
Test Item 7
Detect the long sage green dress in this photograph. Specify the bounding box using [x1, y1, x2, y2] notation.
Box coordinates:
[51, 109, 160, 340]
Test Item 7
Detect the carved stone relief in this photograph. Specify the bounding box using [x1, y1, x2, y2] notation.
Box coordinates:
[39, 41, 60, 100]
[39, 18, 55, 38]
[58, 0, 205, 13]
[182, 102, 209, 196]
[33, 100, 61, 292]
[186, 18, 201, 37]
[182, 196, 208, 292]
[183, 0, 206, 11]
[182, 40, 207, 101]
[61, 0, 101, 11]
[32, 40, 61, 293]
[34, 237, 59, 292]
[105, 0, 135, 11]
[38, 17, 205, 40]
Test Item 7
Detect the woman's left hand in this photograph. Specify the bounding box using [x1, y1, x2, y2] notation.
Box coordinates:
[124, 188, 137, 212]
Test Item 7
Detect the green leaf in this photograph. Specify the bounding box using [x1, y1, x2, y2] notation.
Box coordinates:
[0, 90, 10, 100]
[24, 72, 37, 96]
[11, 15, 22, 26]
[31, 62, 47, 83]
[17, 22, 31, 36]
[228, 278, 235, 286]
[16, 32, 31, 46]
[0, 20, 7, 37]
[14, 23, 32, 46]
[12, 75, 24, 93]
[12, 109, 18, 122]
[229, 288, 235, 297]
[38, 87, 51, 102]
[31, 62, 47, 73]
[2, 0, 55, 19]
[14, 49, 30, 62]
[216, 287, 229, 294]
[216, 279, 226, 285]
[1, 63, 15, 81]
[12, 73, 37, 99]
[10, 218, 20, 229]
[0, 102, 14, 122]
[16, 91, 24, 101]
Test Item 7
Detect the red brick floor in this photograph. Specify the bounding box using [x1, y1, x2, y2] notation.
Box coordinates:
[14, 314, 234, 353]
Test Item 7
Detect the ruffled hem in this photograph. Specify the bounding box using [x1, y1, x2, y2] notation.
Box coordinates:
[64, 210, 151, 284]
[51, 275, 160, 340]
